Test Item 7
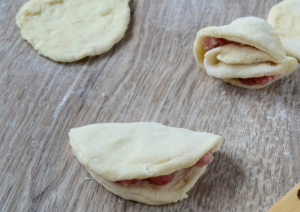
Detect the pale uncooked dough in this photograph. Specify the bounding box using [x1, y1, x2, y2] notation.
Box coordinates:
[16, 0, 130, 62]
[268, 0, 300, 62]
[193, 17, 297, 89]
[69, 122, 222, 205]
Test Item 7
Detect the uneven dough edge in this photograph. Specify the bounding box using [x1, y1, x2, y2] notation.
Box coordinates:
[87, 165, 207, 205]
[204, 55, 297, 79]
[216, 56, 297, 89]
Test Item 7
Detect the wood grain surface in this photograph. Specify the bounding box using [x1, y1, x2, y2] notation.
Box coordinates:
[267, 183, 300, 212]
[0, 0, 299, 211]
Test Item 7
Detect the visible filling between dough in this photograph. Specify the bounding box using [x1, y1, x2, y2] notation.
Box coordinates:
[203, 37, 281, 86]
[115, 151, 214, 186]
[233, 75, 281, 86]
[203, 37, 248, 51]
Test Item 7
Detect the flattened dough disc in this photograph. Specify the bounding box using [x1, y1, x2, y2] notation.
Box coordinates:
[16, 0, 130, 62]
[268, 0, 300, 62]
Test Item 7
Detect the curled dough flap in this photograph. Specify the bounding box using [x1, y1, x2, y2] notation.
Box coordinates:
[194, 16, 286, 70]
[205, 56, 297, 79]
[206, 44, 276, 65]
[193, 16, 297, 89]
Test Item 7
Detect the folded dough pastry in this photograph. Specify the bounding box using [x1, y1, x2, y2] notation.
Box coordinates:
[268, 0, 300, 62]
[193, 17, 297, 89]
[69, 122, 222, 205]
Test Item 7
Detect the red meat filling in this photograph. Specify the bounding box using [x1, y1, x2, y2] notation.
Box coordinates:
[148, 173, 175, 185]
[203, 37, 231, 51]
[203, 37, 248, 51]
[202, 37, 280, 86]
[235, 75, 281, 86]
[116, 151, 214, 186]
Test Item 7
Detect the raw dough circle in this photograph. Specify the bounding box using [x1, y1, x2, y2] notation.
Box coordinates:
[268, 0, 300, 62]
[16, 0, 130, 62]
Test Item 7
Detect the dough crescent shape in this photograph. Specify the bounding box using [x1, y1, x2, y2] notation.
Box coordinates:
[69, 122, 222, 205]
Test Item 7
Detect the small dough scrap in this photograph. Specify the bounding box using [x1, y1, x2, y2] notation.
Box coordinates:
[193, 17, 297, 89]
[69, 122, 222, 205]
[268, 0, 300, 62]
[16, 0, 130, 62]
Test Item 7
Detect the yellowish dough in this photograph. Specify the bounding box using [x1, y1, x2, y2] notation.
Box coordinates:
[268, 0, 300, 62]
[193, 17, 297, 89]
[16, 0, 130, 62]
[69, 122, 222, 205]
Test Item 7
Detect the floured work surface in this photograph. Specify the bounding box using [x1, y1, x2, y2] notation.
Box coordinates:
[0, 0, 299, 211]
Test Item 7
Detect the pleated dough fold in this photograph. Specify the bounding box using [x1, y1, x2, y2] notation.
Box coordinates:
[193, 17, 297, 89]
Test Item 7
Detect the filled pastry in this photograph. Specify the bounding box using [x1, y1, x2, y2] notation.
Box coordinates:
[193, 17, 297, 89]
[69, 122, 222, 205]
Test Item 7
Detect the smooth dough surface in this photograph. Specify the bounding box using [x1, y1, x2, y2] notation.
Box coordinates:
[16, 0, 130, 62]
[268, 0, 300, 62]
[69, 122, 222, 205]
[193, 17, 297, 89]
[205, 45, 296, 80]
[208, 44, 276, 65]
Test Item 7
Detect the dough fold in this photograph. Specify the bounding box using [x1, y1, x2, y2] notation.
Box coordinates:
[193, 17, 297, 89]
[69, 122, 222, 205]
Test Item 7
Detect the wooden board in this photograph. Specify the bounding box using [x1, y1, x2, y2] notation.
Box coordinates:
[0, 0, 299, 211]
[267, 182, 300, 212]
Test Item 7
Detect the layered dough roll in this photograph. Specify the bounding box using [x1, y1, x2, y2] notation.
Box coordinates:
[193, 17, 297, 89]
[69, 122, 222, 205]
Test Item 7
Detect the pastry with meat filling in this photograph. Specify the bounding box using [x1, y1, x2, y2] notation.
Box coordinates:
[193, 17, 297, 89]
[69, 122, 222, 205]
